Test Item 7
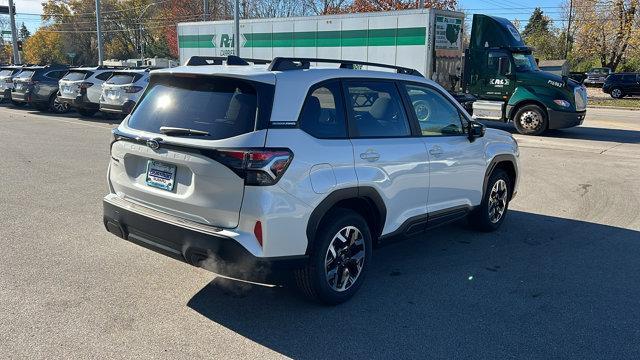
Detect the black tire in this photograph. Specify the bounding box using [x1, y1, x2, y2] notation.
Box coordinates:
[513, 104, 548, 136]
[610, 87, 624, 99]
[295, 208, 372, 305]
[11, 100, 26, 107]
[469, 169, 511, 232]
[50, 95, 69, 114]
[78, 108, 97, 117]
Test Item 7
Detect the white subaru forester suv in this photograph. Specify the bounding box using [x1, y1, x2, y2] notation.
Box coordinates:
[103, 56, 519, 304]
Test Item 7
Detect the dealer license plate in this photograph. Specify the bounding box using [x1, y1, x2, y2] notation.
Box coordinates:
[145, 160, 176, 191]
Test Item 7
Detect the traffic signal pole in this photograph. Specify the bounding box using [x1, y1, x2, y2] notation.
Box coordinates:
[7, 0, 20, 64]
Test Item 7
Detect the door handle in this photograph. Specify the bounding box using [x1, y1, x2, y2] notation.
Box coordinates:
[429, 146, 443, 156]
[360, 150, 380, 162]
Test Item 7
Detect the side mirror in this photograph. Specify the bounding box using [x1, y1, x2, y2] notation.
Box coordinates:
[468, 120, 485, 141]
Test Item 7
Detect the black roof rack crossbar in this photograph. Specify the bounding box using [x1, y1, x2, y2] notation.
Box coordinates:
[185, 55, 271, 66]
[267, 57, 423, 77]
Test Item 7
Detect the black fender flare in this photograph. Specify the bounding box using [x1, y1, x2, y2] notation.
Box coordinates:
[305, 186, 386, 255]
[483, 154, 518, 199]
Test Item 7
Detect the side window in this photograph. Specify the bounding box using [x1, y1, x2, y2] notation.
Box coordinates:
[344, 81, 411, 138]
[488, 51, 511, 75]
[403, 84, 465, 136]
[95, 72, 112, 81]
[299, 81, 347, 139]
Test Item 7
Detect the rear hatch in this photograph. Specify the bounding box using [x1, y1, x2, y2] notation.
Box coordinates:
[109, 74, 275, 228]
[59, 70, 92, 99]
[12, 70, 36, 94]
[0, 69, 16, 90]
[101, 72, 144, 105]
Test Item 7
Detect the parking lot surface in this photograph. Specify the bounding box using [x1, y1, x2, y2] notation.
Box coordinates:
[1, 105, 639, 359]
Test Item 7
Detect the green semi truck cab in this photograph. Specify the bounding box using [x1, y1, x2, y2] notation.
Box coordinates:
[463, 14, 588, 135]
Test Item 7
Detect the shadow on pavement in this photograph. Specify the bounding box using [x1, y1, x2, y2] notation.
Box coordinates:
[187, 210, 640, 359]
[482, 121, 640, 144]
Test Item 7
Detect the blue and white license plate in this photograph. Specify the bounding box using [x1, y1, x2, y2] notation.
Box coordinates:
[145, 160, 176, 191]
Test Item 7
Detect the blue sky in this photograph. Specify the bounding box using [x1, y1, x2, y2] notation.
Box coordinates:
[4, 0, 567, 34]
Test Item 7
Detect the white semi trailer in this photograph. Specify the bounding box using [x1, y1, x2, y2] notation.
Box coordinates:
[177, 9, 464, 89]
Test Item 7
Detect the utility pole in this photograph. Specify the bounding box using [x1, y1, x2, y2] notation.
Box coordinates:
[234, 0, 240, 56]
[7, 0, 20, 64]
[203, 0, 209, 21]
[95, 0, 104, 65]
[564, 0, 573, 59]
[419, 0, 424, 9]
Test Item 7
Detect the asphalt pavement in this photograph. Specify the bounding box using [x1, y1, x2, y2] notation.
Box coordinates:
[0, 105, 639, 359]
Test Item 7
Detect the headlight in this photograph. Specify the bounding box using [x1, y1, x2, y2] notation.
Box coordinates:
[553, 99, 571, 107]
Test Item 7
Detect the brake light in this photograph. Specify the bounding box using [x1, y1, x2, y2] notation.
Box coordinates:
[4, 78, 12, 83]
[79, 82, 94, 94]
[209, 148, 293, 186]
[123, 86, 143, 93]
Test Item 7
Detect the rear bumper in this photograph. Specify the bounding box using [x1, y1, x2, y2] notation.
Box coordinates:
[100, 101, 135, 114]
[547, 109, 586, 130]
[10, 91, 29, 103]
[102, 195, 307, 283]
[58, 94, 99, 110]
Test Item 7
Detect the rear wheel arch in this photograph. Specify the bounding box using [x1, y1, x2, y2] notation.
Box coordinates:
[305, 187, 386, 255]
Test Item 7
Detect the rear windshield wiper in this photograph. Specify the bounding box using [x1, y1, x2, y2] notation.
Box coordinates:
[159, 126, 210, 136]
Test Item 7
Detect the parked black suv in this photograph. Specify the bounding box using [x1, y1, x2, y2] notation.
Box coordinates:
[602, 73, 640, 99]
[11, 65, 70, 113]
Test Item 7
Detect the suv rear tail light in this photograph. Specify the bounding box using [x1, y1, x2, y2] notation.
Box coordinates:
[209, 148, 293, 186]
[4, 78, 12, 83]
[79, 82, 94, 94]
[123, 86, 143, 93]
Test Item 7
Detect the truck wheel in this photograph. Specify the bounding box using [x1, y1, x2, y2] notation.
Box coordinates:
[610, 88, 624, 99]
[514, 105, 547, 136]
[295, 208, 372, 305]
[469, 168, 511, 232]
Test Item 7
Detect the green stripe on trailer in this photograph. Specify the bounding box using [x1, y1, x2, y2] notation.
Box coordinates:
[180, 27, 426, 49]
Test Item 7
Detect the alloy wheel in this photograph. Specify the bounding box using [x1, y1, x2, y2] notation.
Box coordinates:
[324, 225, 366, 292]
[519, 110, 542, 131]
[488, 179, 508, 223]
[52, 98, 67, 113]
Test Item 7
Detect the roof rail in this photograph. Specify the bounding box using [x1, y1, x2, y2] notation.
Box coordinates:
[267, 57, 423, 77]
[96, 65, 130, 70]
[185, 55, 271, 66]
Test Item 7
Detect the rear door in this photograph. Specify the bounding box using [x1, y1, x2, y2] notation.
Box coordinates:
[109, 75, 274, 228]
[344, 79, 429, 234]
[400, 82, 485, 213]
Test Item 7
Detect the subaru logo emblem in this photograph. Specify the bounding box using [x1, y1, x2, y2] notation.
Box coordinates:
[146, 139, 160, 150]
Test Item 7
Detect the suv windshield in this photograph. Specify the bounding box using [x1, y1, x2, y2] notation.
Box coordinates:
[513, 53, 538, 72]
[107, 74, 141, 85]
[127, 76, 263, 140]
[63, 71, 90, 81]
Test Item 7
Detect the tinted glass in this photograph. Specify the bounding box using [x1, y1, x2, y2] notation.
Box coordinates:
[404, 84, 464, 136]
[128, 77, 260, 140]
[0, 69, 13, 76]
[16, 70, 34, 79]
[47, 71, 67, 80]
[95, 72, 112, 81]
[488, 52, 512, 74]
[299, 81, 347, 139]
[622, 74, 636, 82]
[63, 71, 90, 81]
[107, 74, 139, 85]
[512, 53, 538, 72]
[345, 81, 411, 138]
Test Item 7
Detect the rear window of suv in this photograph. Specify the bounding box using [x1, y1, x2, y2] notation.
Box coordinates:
[63, 71, 91, 81]
[16, 70, 34, 79]
[0, 69, 14, 77]
[107, 73, 142, 85]
[127, 76, 272, 140]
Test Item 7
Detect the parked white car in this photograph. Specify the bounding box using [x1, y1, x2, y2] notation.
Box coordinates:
[57, 66, 124, 117]
[103, 56, 520, 304]
[99, 69, 150, 116]
[0, 66, 23, 104]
